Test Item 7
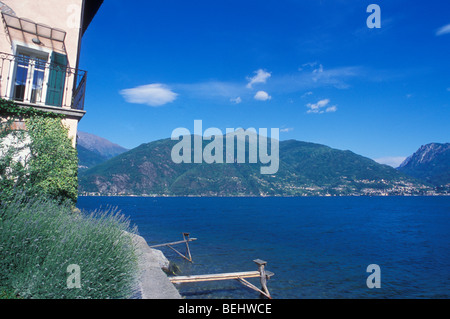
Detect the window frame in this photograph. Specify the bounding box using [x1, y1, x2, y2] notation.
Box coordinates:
[10, 44, 51, 105]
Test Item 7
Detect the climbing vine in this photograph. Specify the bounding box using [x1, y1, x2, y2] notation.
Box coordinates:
[0, 98, 62, 119]
[0, 99, 78, 205]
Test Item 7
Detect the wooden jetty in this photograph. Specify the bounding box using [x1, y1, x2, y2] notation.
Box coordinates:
[149, 233, 197, 263]
[169, 259, 274, 299]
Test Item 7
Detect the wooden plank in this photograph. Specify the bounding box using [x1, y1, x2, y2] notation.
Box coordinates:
[170, 270, 274, 283]
[253, 259, 267, 266]
[149, 238, 197, 248]
[236, 277, 272, 299]
[169, 271, 261, 283]
[166, 244, 192, 262]
[183, 233, 192, 261]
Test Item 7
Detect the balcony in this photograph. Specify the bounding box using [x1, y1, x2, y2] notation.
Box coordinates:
[0, 52, 87, 112]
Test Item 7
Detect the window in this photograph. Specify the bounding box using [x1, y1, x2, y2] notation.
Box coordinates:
[13, 50, 49, 104]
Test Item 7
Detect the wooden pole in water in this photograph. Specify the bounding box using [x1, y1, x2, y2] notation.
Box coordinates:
[253, 259, 271, 299]
[183, 233, 192, 262]
[149, 233, 196, 263]
[149, 237, 197, 248]
[237, 277, 272, 299]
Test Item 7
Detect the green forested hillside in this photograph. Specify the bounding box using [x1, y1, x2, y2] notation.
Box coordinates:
[79, 136, 429, 196]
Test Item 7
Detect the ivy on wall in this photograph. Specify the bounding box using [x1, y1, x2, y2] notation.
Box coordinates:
[0, 99, 78, 205]
[0, 98, 63, 119]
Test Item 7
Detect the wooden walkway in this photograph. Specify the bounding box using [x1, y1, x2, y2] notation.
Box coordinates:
[169, 259, 274, 299]
[151, 233, 275, 298]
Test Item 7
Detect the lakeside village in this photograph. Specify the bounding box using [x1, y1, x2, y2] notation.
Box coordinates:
[79, 180, 449, 197]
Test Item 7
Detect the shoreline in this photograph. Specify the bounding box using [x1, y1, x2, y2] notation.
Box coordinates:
[79, 193, 450, 198]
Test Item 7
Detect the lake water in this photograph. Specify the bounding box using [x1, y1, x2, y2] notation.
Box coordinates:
[77, 196, 450, 299]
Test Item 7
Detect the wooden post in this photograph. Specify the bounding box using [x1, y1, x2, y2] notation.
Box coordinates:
[253, 259, 271, 299]
[183, 233, 192, 262]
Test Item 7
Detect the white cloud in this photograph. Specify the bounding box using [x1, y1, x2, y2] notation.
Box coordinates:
[312, 64, 324, 74]
[299, 62, 324, 79]
[174, 81, 244, 100]
[120, 83, 177, 107]
[230, 96, 242, 104]
[246, 69, 271, 88]
[306, 98, 329, 112]
[301, 91, 313, 98]
[325, 105, 337, 113]
[280, 127, 294, 133]
[254, 90, 271, 101]
[272, 65, 363, 92]
[436, 24, 450, 36]
[299, 62, 318, 71]
[306, 98, 337, 114]
[119, 63, 364, 107]
[374, 156, 406, 168]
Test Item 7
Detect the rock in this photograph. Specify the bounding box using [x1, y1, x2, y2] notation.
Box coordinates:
[127, 232, 181, 299]
[150, 247, 171, 271]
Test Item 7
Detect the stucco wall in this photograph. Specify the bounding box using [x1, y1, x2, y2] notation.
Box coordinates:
[0, 0, 83, 69]
[0, 0, 86, 148]
[62, 117, 79, 147]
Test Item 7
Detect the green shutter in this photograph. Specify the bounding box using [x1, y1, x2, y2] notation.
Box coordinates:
[45, 52, 67, 106]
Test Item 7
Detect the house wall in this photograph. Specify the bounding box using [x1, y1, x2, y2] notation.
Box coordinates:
[0, 0, 83, 69]
[0, 0, 86, 148]
[1, 114, 78, 148]
[62, 117, 79, 147]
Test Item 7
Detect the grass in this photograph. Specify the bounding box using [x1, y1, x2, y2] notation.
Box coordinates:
[0, 196, 140, 299]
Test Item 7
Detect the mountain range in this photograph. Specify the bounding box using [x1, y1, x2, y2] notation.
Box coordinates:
[397, 143, 450, 188]
[77, 131, 128, 170]
[77, 133, 448, 196]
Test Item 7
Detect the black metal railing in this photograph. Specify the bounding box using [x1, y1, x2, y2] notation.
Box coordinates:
[0, 52, 87, 110]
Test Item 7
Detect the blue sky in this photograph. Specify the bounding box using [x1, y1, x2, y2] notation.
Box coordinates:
[77, 0, 450, 167]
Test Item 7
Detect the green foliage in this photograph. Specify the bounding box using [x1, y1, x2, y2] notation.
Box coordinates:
[0, 100, 78, 205]
[0, 196, 140, 299]
[1, 100, 140, 299]
[0, 288, 21, 299]
[26, 116, 78, 204]
[0, 99, 62, 119]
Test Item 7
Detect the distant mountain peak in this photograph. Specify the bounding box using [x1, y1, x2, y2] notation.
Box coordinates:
[77, 131, 129, 171]
[399, 143, 450, 168]
[398, 142, 450, 187]
[77, 131, 128, 159]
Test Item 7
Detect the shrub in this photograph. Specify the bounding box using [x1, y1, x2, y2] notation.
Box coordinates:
[0, 196, 140, 299]
[26, 116, 78, 204]
[0, 99, 78, 205]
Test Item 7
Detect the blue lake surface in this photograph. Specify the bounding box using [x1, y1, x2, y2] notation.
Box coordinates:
[77, 196, 450, 299]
